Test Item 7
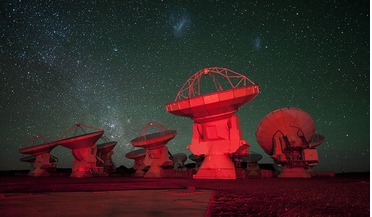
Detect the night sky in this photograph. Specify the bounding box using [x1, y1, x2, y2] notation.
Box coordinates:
[1, 0, 369, 173]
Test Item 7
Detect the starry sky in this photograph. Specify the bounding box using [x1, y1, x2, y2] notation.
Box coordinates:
[1, 0, 369, 173]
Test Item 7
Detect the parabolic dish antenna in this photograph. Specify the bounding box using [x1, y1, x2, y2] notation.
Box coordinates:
[126, 148, 146, 159]
[166, 67, 260, 120]
[19, 141, 58, 155]
[166, 67, 260, 179]
[188, 154, 205, 170]
[242, 153, 263, 163]
[97, 141, 117, 154]
[96, 137, 117, 174]
[255, 107, 324, 178]
[20, 155, 58, 163]
[56, 124, 104, 178]
[256, 107, 315, 155]
[130, 122, 175, 178]
[188, 154, 204, 162]
[20, 155, 36, 163]
[126, 148, 147, 177]
[242, 153, 263, 178]
[130, 123, 177, 150]
[172, 153, 187, 170]
[18, 135, 59, 177]
[57, 131, 104, 150]
[309, 133, 325, 148]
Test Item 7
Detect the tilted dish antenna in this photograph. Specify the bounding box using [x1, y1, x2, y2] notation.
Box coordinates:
[188, 154, 204, 170]
[256, 107, 324, 178]
[172, 153, 187, 170]
[96, 136, 117, 174]
[126, 148, 147, 177]
[130, 122, 176, 178]
[166, 67, 260, 179]
[56, 123, 104, 177]
[19, 135, 59, 176]
[242, 153, 263, 177]
[20, 155, 58, 163]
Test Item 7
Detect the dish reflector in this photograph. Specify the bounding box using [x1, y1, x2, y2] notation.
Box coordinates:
[255, 107, 324, 178]
[256, 107, 315, 155]
[129, 122, 175, 178]
[97, 141, 117, 154]
[126, 149, 146, 159]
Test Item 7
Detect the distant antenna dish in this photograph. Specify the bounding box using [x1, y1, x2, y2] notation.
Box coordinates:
[19, 141, 57, 156]
[96, 136, 117, 174]
[126, 149, 147, 177]
[172, 153, 187, 170]
[256, 108, 324, 178]
[166, 67, 260, 179]
[56, 124, 104, 177]
[188, 154, 205, 170]
[309, 133, 325, 148]
[97, 141, 117, 154]
[20, 155, 36, 163]
[242, 153, 262, 178]
[126, 148, 147, 159]
[231, 145, 250, 168]
[130, 122, 177, 150]
[130, 122, 175, 178]
[19, 135, 59, 176]
[20, 155, 58, 163]
[242, 153, 262, 163]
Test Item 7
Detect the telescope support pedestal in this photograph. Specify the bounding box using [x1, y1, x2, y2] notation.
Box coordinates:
[29, 153, 54, 177]
[193, 154, 236, 179]
[144, 146, 172, 178]
[70, 146, 103, 178]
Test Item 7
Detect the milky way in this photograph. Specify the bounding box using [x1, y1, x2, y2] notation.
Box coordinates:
[0, 0, 369, 172]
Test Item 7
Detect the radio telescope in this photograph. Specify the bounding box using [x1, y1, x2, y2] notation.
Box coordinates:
[188, 154, 204, 171]
[130, 122, 175, 178]
[126, 148, 147, 177]
[231, 145, 250, 168]
[96, 136, 117, 174]
[242, 153, 262, 177]
[56, 124, 104, 178]
[256, 107, 324, 178]
[166, 67, 260, 179]
[19, 135, 59, 176]
[172, 153, 187, 170]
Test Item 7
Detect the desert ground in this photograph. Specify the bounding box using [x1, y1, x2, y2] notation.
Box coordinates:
[0, 172, 369, 217]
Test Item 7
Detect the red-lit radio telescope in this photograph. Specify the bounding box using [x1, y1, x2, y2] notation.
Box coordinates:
[126, 148, 147, 177]
[97, 136, 117, 174]
[56, 124, 104, 177]
[166, 67, 260, 179]
[130, 122, 175, 178]
[256, 107, 324, 178]
[20, 154, 58, 164]
[19, 135, 59, 176]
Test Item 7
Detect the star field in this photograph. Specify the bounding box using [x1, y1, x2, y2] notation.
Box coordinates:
[0, 0, 369, 172]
